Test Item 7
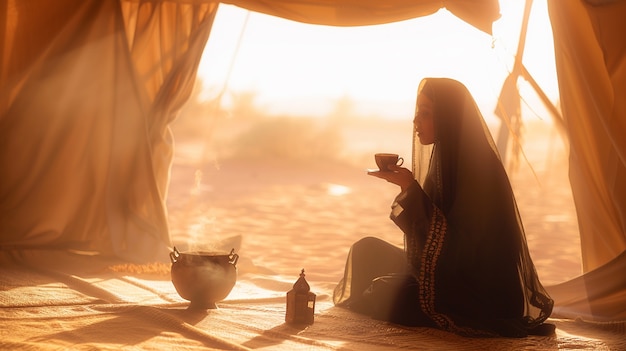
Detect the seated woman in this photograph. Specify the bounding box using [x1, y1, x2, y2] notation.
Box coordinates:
[333, 77, 554, 338]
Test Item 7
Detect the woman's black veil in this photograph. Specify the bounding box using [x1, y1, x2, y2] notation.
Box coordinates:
[412, 78, 553, 334]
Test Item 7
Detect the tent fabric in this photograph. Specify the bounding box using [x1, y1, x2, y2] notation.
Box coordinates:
[1, 0, 218, 262]
[548, 250, 626, 321]
[545, 0, 626, 322]
[223, 0, 500, 34]
[548, 0, 626, 272]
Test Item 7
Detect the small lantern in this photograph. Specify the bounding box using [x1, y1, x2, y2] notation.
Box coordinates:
[285, 269, 316, 325]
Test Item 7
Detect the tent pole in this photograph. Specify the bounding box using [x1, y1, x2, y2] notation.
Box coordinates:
[512, 0, 533, 76]
[520, 65, 566, 141]
[496, 0, 533, 165]
[496, 0, 566, 165]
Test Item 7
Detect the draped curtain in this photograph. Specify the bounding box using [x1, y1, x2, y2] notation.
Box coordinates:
[223, 0, 499, 33]
[0, 0, 218, 262]
[545, 0, 626, 321]
[548, 0, 626, 273]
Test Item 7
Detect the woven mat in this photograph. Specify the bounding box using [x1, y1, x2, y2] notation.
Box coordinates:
[1, 250, 625, 351]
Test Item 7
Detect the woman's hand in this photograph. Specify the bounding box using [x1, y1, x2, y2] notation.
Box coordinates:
[367, 165, 415, 192]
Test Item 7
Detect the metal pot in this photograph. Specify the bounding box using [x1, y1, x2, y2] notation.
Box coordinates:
[170, 246, 239, 309]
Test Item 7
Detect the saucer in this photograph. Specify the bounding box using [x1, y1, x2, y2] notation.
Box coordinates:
[366, 168, 391, 173]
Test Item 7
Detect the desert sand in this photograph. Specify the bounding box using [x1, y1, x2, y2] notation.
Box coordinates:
[167, 115, 581, 297]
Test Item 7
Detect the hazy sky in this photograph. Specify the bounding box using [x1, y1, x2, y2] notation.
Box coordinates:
[197, 1, 558, 123]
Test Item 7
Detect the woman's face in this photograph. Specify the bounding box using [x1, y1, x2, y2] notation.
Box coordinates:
[414, 93, 435, 145]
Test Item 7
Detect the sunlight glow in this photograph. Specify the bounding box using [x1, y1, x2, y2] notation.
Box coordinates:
[197, 1, 558, 124]
[326, 184, 351, 196]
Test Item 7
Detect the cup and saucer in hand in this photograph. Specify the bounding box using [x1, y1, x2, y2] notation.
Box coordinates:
[368, 153, 404, 173]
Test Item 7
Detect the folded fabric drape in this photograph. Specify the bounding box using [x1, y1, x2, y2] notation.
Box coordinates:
[544, 0, 626, 323]
[0, 0, 218, 262]
[548, 250, 626, 321]
[548, 0, 626, 273]
[224, 0, 500, 34]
